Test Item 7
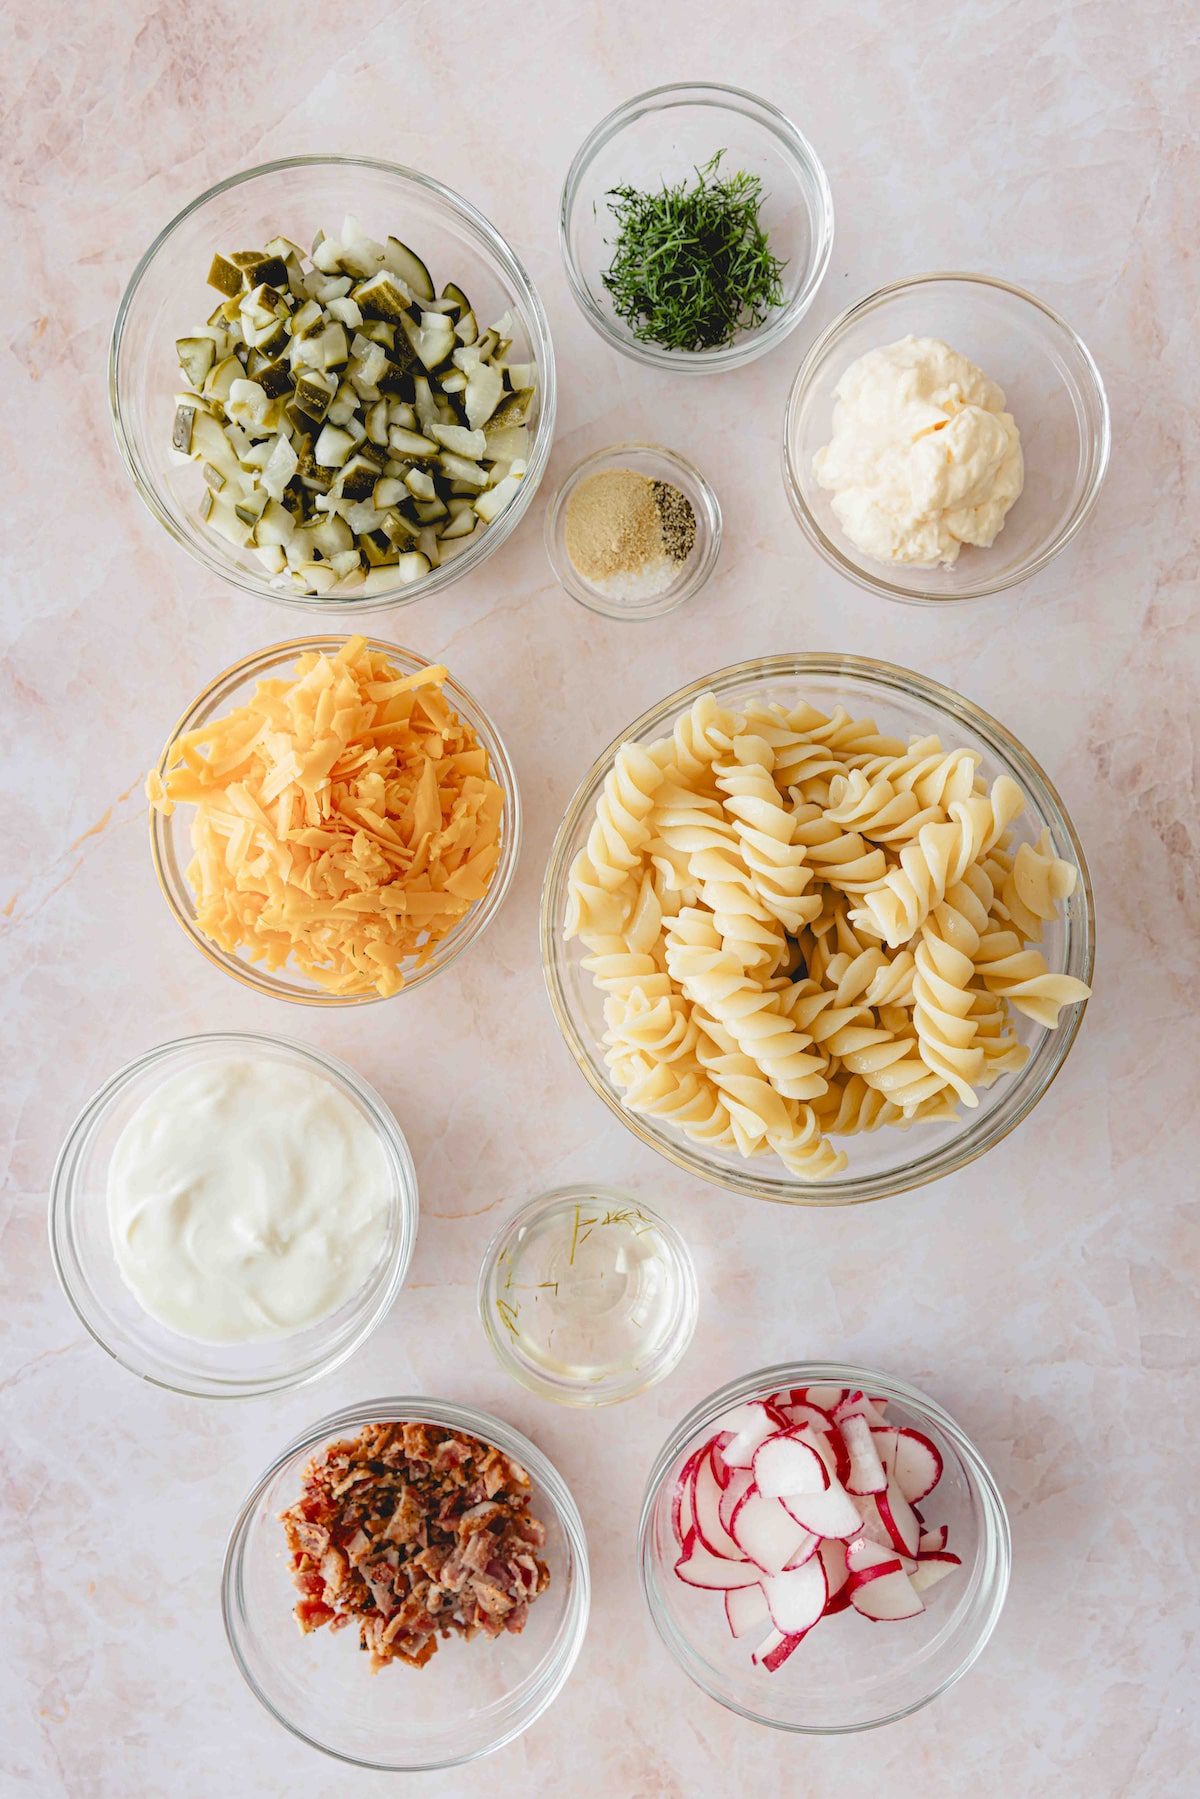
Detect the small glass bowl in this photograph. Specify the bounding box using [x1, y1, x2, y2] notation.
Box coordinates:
[640, 1362, 1010, 1732]
[783, 273, 1110, 603]
[110, 154, 555, 613]
[540, 654, 1094, 1207]
[544, 443, 722, 619]
[149, 635, 521, 1005]
[223, 1396, 590, 1770]
[477, 1185, 699, 1406]
[48, 1033, 417, 1399]
[561, 83, 833, 373]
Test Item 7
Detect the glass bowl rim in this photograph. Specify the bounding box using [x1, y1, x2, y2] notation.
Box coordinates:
[221, 1392, 591, 1770]
[108, 151, 557, 614]
[148, 632, 522, 1006]
[476, 1181, 701, 1407]
[638, 1359, 1011, 1733]
[539, 651, 1095, 1206]
[543, 440, 724, 619]
[47, 1029, 419, 1398]
[559, 81, 834, 373]
[782, 270, 1112, 604]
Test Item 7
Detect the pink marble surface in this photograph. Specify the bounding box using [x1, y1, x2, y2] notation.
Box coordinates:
[3, 1, 1198, 1793]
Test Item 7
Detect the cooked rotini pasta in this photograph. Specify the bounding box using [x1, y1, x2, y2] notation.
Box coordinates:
[564, 688, 1091, 1181]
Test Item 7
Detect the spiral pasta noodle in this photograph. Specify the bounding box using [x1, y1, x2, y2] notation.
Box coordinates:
[565, 688, 1090, 1182]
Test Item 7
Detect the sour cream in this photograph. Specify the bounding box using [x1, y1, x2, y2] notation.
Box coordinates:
[813, 335, 1024, 568]
[107, 1056, 392, 1345]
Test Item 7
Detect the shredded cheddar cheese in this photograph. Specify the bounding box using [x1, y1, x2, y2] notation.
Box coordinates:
[148, 637, 504, 997]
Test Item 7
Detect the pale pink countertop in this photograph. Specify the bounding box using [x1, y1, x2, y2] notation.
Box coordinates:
[2, 2, 1197, 1794]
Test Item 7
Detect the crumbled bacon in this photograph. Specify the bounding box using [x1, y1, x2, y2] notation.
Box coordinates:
[279, 1422, 550, 1672]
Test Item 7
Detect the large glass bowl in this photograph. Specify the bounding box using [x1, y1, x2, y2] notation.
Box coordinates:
[149, 635, 521, 1005]
[110, 155, 555, 612]
[223, 1397, 590, 1770]
[561, 83, 833, 373]
[783, 274, 1110, 603]
[540, 655, 1094, 1206]
[640, 1362, 1010, 1731]
[48, 1033, 418, 1398]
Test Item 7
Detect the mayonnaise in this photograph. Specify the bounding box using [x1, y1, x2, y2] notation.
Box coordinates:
[107, 1056, 392, 1345]
[813, 335, 1024, 568]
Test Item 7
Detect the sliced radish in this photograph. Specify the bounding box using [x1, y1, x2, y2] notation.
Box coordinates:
[720, 1401, 787, 1470]
[839, 1414, 887, 1495]
[781, 1480, 863, 1540]
[868, 1395, 890, 1416]
[763, 1557, 827, 1635]
[777, 1400, 836, 1434]
[751, 1627, 804, 1672]
[846, 1532, 916, 1577]
[709, 1436, 733, 1491]
[909, 1551, 962, 1593]
[783, 1530, 821, 1570]
[725, 1582, 770, 1639]
[730, 1488, 814, 1576]
[791, 1422, 849, 1487]
[671, 1445, 707, 1546]
[891, 1428, 943, 1504]
[851, 1493, 895, 1550]
[832, 1389, 888, 1428]
[875, 1477, 921, 1557]
[798, 1384, 846, 1411]
[849, 1563, 925, 1622]
[693, 1451, 746, 1560]
[674, 1531, 759, 1591]
[766, 1388, 807, 1409]
[753, 1431, 829, 1499]
[718, 1468, 754, 1537]
[919, 1525, 949, 1554]
[819, 1538, 851, 1614]
[870, 1426, 898, 1476]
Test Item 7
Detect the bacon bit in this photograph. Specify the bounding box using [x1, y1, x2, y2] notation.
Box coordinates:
[279, 1421, 550, 1673]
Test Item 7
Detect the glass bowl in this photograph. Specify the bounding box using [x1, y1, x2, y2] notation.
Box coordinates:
[540, 654, 1094, 1207]
[544, 443, 722, 619]
[223, 1396, 590, 1770]
[783, 273, 1110, 603]
[149, 635, 521, 1005]
[640, 1362, 1010, 1731]
[561, 83, 833, 373]
[110, 154, 555, 613]
[48, 1032, 417, 1399]
[477, 1185, 699, 1406]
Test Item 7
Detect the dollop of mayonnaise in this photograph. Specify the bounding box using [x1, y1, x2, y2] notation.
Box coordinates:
[107, 1057, 392, 1344]
[813, 335, 1024, 568]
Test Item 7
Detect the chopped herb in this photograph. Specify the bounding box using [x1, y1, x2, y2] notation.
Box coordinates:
[600, 151, 786, 353]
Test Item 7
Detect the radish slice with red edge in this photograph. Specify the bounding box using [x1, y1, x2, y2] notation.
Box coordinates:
[725, 1582, 770, 1639]
[891, 1428, 944, 1504]
[753, 1431, 829, 1499]
[719, 1401, 786, 1470]
[870, 1426, 898, 1477]
[730, 1488, 816, 1576]
[798, 1384, 846, 1411]
[718, 1468, 753, 1536]
[849, 1562, 925, 1621]
[777, 1400, 836, 1434]
[846, 1533, 916, 1577]
[839, 1413, 887, 1495]
[708, 1433, 733, 1490]
[671, 1444, 705, 1546]
[674, 1530, 760, 1591]
[819, 1538, 851, 1613]
[751, 1627, 805, 1672]
[692, 1448, 746, 1560]
[763, 1557, 827, 1635]
[781, 1480, 863, 1540]
[875, 1477, 921, 1557]
[909, 1551, 962, 1593]
[919, 1525, 949, 1554]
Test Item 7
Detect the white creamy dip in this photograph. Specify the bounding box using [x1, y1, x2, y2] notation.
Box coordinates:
[813, 335, 1024, 567]
[106, 1056, 391, 1344]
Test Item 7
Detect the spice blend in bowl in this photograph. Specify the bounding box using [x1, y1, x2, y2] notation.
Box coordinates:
[564, 468, 697, 600]
[546, 443, 721, 620]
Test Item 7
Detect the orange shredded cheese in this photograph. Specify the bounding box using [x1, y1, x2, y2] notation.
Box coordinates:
[148, 637, 504, 998]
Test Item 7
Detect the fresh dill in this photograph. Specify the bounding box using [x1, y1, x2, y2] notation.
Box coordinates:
[600, 151, 786, 353]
